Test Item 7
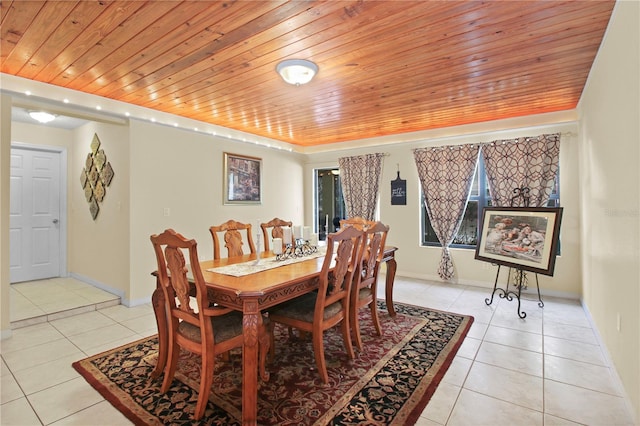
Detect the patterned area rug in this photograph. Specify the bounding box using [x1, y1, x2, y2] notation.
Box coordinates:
[73, 302, 473, 425]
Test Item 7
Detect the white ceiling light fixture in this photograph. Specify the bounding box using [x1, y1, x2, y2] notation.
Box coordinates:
[28, 111, 56, 123]
[276, 59, 318, 85]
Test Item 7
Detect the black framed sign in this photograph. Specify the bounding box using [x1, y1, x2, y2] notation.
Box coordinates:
[391, 171, 406, 205]
[475, 206, 563, 276]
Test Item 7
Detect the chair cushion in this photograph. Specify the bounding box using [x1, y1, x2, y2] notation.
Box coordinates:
[358, 287, 373, 301]
[270, 293, 343, 323]
[178, 312, 245, 344]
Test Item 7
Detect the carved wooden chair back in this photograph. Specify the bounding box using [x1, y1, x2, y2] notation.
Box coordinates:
[348, 221, 389, 350]
[260, 217, 292, 251]
[209, 220, 256, 259]
[269, 225, 366, 383]
[340, 216, 376, 231]
[151, 228, 253, 420]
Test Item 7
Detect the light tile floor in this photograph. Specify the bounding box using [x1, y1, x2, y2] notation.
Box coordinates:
[9, 277, 121, 329]
[1, 276, 637, 425]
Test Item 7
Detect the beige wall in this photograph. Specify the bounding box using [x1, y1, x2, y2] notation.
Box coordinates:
[304, 120, 582, 298]
[10, 121, 130, 297]
[69, 122, 130, 299]
[2, 104, 584, 305]
[8, 106, 583, 305]
[578, 0, 640, 420]
[11, 121, 75, 149]
[127, 120, 305, 303]
[5, 117, 304, 306]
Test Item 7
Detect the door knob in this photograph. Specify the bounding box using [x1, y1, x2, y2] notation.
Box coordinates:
[53, 219, 59, 224]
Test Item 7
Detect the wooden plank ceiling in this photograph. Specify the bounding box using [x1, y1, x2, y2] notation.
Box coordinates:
[1, 0, 615, 147]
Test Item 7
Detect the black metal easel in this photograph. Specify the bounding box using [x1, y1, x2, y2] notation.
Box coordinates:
[484, 187, 544, 319]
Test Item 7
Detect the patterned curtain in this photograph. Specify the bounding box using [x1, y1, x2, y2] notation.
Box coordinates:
[413, 145, 480, 280]
[338, 153, 385, 220]
[481, 133, 560, 207]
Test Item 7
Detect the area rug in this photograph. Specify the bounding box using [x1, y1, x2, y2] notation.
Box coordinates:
[73, 302, 473, 425]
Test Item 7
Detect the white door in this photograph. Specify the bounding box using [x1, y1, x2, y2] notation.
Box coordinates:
[10, 148, 62, 282]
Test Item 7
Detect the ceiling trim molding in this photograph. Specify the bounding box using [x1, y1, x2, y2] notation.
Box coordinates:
[299, 110, 579, 154]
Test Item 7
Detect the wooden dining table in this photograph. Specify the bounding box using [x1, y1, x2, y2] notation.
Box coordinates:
[151, 246, 398, 425]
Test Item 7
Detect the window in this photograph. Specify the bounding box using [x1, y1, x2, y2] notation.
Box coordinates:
[314, 168, 346, 241]
[546, 172, 560, 208]
[421, 158, 560, 248]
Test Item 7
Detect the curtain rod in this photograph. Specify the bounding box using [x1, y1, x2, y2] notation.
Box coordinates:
[339, 152, 390, 158]
[414, 132, 565, 151]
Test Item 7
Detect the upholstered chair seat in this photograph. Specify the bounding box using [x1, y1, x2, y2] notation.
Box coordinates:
[177, 312, 244, 344]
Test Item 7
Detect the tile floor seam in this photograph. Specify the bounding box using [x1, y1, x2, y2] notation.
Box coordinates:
[470, 359, 544, 381]
[21, 374, 81, 399]
[480, 339, 544, 355]
[540, 350, 608, 367]
[1, 360, 29, 402]
[462, 387, 545, 417]
[445, 358, 472, 425]
[444, 386, 463, 425]
[0, 335, 69, 356]
[543, 376, 627, 399]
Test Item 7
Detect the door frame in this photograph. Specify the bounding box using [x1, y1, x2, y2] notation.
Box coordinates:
[11, 142, 68, 279]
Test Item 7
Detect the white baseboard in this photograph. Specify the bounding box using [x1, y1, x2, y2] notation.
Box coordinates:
[68, 273, 152, 307]
[69, 272, 125, 299]
[384, 270, 580, 301]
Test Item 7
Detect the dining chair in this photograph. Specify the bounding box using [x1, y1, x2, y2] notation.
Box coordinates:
[210, 219, 256, 259]
[260, 217, 292, 251]
[150, 228, 270, 420]
[268, 226, 366, 383]
[340, 216, 375, 230]
[346, 221, 389, 350]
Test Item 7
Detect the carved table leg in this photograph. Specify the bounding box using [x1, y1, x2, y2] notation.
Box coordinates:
[242, 300, 261, 426]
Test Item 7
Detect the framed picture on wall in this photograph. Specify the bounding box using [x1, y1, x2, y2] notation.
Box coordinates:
[475, 206, 563, 276]
[390, 171, 406, 205]
[223, 152, 262, 204]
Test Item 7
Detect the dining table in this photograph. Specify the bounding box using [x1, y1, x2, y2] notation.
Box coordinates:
[151, 246, 398, 425]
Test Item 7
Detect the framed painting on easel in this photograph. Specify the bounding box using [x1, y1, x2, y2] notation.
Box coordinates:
[475, 206, 563, 276]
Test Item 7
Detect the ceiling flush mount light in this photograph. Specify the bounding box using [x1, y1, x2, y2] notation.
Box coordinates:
[276, 59, 318, 85]
[28, 111, 56, 123]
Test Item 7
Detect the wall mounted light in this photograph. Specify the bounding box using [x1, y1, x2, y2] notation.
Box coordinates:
[276, 59, 318, 85]
[28, 111, 56, 123]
